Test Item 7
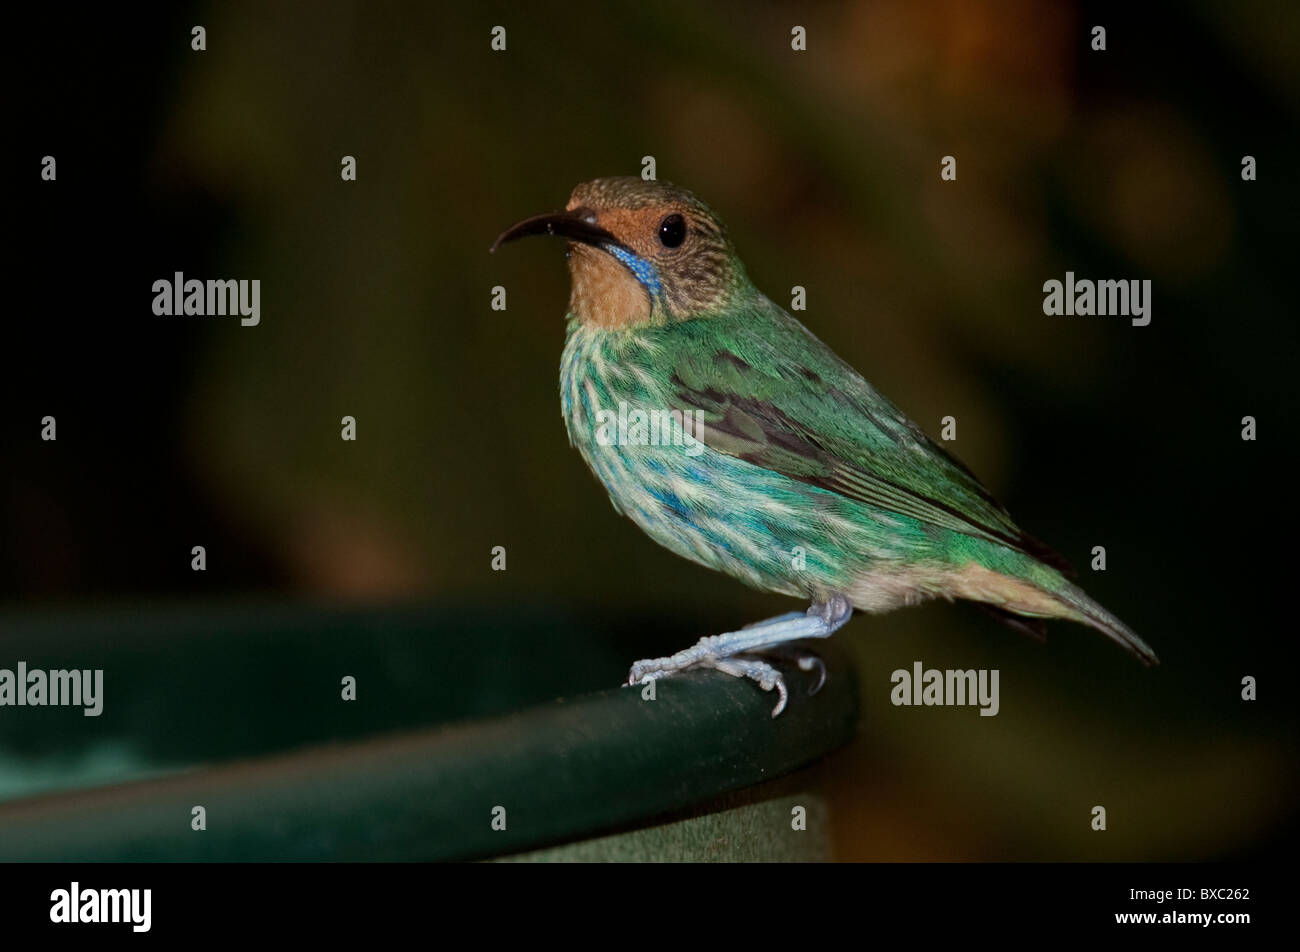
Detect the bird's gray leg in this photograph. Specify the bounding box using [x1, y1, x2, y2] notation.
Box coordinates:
[626, 594, 853, 716]
[743, 611, 805, 628]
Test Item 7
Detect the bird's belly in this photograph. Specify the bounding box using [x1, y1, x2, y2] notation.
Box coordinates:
[581, 433, 981, 612]
[573, 432, 819, 597]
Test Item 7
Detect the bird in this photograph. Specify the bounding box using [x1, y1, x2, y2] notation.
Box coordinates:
[492, 176, 1157, 716]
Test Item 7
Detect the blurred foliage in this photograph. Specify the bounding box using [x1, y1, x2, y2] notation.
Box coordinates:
[7, 1, 1297, 859]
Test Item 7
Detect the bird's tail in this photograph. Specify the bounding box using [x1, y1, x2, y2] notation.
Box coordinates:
[1053, 581, 1159, 666]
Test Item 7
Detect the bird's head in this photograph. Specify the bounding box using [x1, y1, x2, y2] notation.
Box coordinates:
[492, 176, 747, 329]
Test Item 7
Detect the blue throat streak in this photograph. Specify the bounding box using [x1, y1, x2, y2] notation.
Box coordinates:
[607, 246, 662, 295]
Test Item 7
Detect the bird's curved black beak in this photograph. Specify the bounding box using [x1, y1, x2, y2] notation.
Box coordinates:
[490, 209, 625, 254]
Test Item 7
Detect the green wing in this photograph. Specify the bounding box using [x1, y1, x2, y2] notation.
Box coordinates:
[662, 298, 1072, 573]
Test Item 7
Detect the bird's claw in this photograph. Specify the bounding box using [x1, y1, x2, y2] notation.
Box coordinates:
[797, 652, 828, 695]
[626, 658, 669, 686]
[710, 655, 790, 717]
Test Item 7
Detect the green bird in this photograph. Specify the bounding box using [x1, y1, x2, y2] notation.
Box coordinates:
[493, 176, 1157, 715]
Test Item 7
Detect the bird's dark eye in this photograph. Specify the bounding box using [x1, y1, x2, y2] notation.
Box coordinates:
[658, 213, 686, 248]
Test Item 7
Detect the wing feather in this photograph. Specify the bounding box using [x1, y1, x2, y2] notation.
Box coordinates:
[664, 300, 1074, 574]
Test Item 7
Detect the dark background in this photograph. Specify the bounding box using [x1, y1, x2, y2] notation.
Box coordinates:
[5, 1, 1296, 859]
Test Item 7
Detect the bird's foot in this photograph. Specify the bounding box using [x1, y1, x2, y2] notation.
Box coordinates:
[625, 594, 852, 716]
